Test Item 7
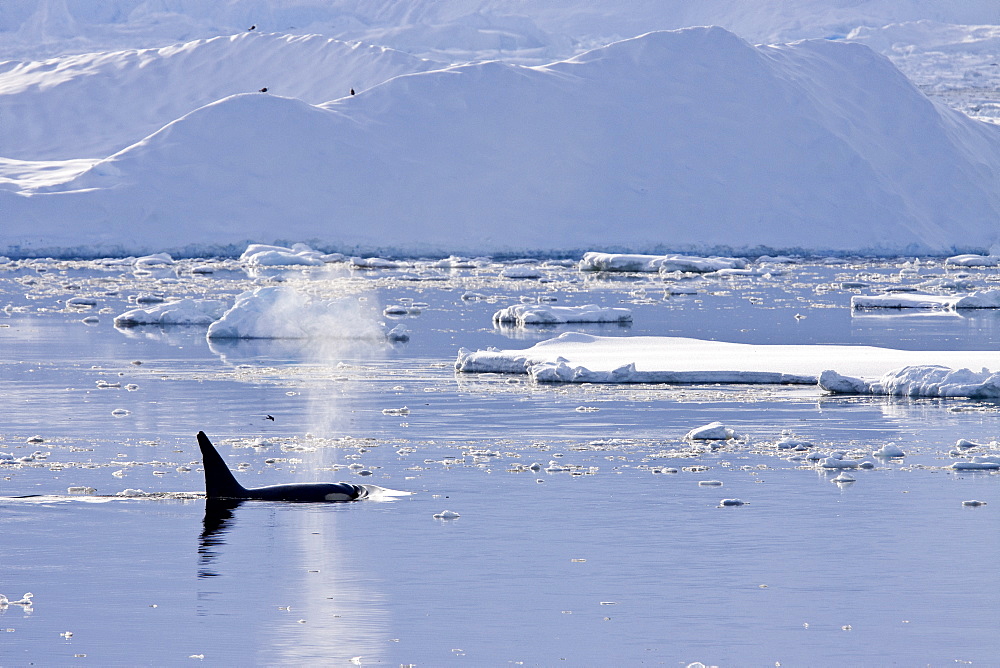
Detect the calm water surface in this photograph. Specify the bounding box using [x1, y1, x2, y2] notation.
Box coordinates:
[1, 258, 999, 665]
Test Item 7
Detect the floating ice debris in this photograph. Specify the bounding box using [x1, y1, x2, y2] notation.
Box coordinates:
[851, 290, 1000, 310]
[382, 406, 410, 416]
[357, 470, 373, 476]
[821, 456, 860, 469]
[575, 406, 600, 412]
[528, 462, 542, 471]
[956, 439, 981, 449]
[134, 253, 174, 268]
[240, 243, 326, 266]
[945, 253, 1000, 268]
[67, 486, 96, 495]
[115, 298, 227, 327]
[698, 480, 723, 487]
[26, 436, 44, 444]
[499, 265, 542, 279]
[685, 422, 738, 441]
[719, 499, 745, 507]
[433, 510, 460, 519]
[873, 443, 905, 458]
[0, 452, 12, 460]
[832, 472, 856, 483]
[774, 436, 813, 450]
[493, 304, 632, 327]
[116, 488, 149, 497]
[66, 296, 97, 308]
[111, 408, 131, 417]
[821, 365, 1000, 399]
[0, 593, 33, 608]
[60, 631, 73, 638]
[951, 461, 1000, 470]
[350, 256, 399, 269]
[579, 252, 745, 273]
[386, 324, 410, 342]
[962, 500, 987, 507]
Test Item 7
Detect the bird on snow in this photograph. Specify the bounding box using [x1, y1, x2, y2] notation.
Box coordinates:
[259, 87, 268, 93]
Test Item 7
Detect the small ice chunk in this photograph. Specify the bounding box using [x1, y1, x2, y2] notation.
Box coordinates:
[433, 510, 460, 519]
[382, 406, 410, 416]
[685, 422, 738, 440]
[873, 443, 905, 458]
[386, 324, 410, 342]
[67, 486, 96, 495]
[719, 498, 745, 507]
[962, 500, 987, 507]
[698, 480, 723, 487]
[116, 488, 148, 496]
[821, 457, 859, 469]
[831, 472, 855, 483]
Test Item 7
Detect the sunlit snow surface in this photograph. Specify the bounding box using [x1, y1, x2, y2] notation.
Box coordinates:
[2, 255, 1000, 665]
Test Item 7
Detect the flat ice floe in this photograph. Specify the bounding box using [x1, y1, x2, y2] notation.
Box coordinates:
[114, 298, 228, 327]
[456, 332, 1000, 390]
[578, 252, 746, 273]
[851, 290, 1000, 310]
[493, 304, 632, 327]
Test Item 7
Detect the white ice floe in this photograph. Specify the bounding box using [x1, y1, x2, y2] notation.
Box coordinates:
[686, 422, 739, 440]
[579, 252, 746, 273]
[499, 265, 543, 279]
[67, 486, 96, 495]
[134, 253, 174, 268]
[832, 472, 856, 483]
[493, 304, 632, 327]
[240, 244, 328, 267]
[821, 456, 860, 469]
[433, 510, 460, 519]
[206, 286, 380, 339]
[821, 365, 1000, 399]
[873, 443, 905, 458]
[851, 290, 1000, 310]
[457, 333, 1000, 388]
[114, 298, 228, 327]
[951, 461, 1000, 470]
[945, 254, 1000, 267]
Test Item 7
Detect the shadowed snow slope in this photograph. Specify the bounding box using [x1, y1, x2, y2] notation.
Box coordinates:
[4, 27, 1000, 257]
[3, 0, 999, 59]
[0, 33, 438, 160]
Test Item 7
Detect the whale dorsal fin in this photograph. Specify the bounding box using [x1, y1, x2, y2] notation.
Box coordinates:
[198, 431, 249, 499]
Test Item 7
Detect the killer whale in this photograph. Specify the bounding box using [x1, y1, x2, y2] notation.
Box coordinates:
[197, 431, 368, 502]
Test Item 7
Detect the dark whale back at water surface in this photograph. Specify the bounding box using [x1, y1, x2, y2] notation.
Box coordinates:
[197, 431, 367, 502]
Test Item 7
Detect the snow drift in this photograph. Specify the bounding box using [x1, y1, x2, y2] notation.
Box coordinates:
[5, 27, 1000, 258]
[0, 33, 438, 160]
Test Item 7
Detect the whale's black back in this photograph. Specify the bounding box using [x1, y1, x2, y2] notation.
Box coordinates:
[197, 431, 367, 502]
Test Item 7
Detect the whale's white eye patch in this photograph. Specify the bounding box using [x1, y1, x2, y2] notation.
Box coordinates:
[325, 492, 351, 501]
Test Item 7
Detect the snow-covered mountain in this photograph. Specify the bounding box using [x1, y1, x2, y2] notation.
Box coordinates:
[4, 27, 999, 258]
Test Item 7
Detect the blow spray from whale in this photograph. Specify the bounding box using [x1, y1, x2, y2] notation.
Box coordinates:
[198, 431, 368, 502]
